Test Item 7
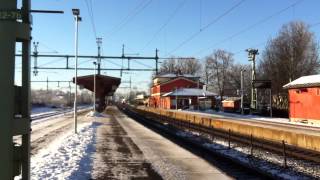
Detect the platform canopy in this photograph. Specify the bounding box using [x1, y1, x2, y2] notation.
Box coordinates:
[72, 74, 121, 97]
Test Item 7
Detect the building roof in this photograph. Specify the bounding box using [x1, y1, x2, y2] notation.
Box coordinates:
[155, 76, 204, 87]
[222, 97, 241, 102]
[155, 73, 200, 78]
[73, 74, 121, 96]
[162, 88, 217, 97]
[283, 74, 320, 89]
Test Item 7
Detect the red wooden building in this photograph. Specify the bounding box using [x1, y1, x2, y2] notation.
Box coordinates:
[149, 74, 216, 109]
[283, 74, 320, 125]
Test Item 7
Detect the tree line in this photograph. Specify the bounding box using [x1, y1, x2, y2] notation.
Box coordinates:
[158, 21, 320, 103]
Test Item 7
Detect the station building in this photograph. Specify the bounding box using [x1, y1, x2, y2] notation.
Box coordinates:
[149, 73, 216, 110]
[283, 74, 320, 125]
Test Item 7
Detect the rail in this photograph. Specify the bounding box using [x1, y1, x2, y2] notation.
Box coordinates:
[123, 105, 320, 166]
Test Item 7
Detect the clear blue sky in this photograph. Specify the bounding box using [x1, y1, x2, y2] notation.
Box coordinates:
[19, 0, 320, 93]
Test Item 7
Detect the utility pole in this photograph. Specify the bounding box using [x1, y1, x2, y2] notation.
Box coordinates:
[72, 8, 81, 134]
[0, 2, 62, 178]
[46, 77, 49, 93]
[246, 48, 258, 112]
[129, 76, 132, 102]
[197, 79, 200, 110]
[240, 70, 245, 115]
[175, 87, 178, 110]
[155, 48, 159, 75]
[33, 41, 39, 76]
[96, 37, 102, 75]
[93, 61, 97, 112]
[68, 82, 72, 106]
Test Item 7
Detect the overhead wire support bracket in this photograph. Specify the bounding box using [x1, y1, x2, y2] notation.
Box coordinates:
[16, 48, 162, 73]
[29, 10, 64, 14]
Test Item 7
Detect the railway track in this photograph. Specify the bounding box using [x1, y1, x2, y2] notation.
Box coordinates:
[31, 107, 91, 121]
[31, 111, 70, 121]
[124, 105, 320, 170]
[118, 105, 271, 179]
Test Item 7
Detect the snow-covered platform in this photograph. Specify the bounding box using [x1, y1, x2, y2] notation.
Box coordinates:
[27, 106, 232, 179]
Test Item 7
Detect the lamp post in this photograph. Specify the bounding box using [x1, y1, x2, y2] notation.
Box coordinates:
[175, 87, 178, 110]
[93, 61, 97, 112]
[72, 8, 81, 134]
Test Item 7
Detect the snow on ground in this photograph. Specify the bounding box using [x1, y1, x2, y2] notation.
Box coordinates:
[31, 106, 92, 125]
[30, 121, 99, 180]
[32, 106, 60, 114]
[175, 130, 319, 179]
[185, 109, 320, 127]
[31, 106, 61, 115]
[86, 111, 109, 118]
[31, 105, 91, 116]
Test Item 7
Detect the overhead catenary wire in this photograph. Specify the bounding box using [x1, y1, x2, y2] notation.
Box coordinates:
[230, 20, 320, 56]
[38, 57, 66, 67]
[165, 0, 246, 57]
[132, 59, 153, 68]
[84, 0, 97, 38]
[107, 0, 146, 37]
[140, 0, 187, 52]
[38, 41, 59, 54]
[107, 0, 153, 38]
[193, 0, 305, 57]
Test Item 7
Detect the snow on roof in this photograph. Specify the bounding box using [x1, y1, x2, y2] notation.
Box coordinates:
[162, 88, 217, 97]
[283, 74, 320, 89]
[222, 97, 241, 102]
[155, 73, 199, 78]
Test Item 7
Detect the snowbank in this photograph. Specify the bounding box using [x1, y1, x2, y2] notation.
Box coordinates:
[30, 122, 100, 180]
[86, 111, 109, 118]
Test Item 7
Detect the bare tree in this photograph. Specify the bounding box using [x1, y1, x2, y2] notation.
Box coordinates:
[159, 57, 202, 75]
[177, 58, 202, 75]
[227, 63, 251, 98]
[205, 49, 234, 101]
[259, 21, 320, 93]
[159, 58, 177, 74]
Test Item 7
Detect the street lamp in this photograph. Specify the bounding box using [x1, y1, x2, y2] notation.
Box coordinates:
[72, 8, 81, 134]
[93, 61, 97, 112]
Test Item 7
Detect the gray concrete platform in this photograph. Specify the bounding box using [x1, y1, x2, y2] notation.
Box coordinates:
[92, 106, 232, 180]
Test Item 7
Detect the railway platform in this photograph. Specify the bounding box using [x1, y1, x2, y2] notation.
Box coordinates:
[92, 106, 233, 179]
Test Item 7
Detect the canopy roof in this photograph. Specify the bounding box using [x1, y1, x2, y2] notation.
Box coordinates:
[283, 74, 320, 89]
[73, 74, 121, 97]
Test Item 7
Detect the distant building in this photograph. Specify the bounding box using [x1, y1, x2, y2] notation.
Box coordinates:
[283, 74, 320, 125]
[134, 94, 149, 106]
[149, 73, 217, 110]
[222, 97, 241, 112]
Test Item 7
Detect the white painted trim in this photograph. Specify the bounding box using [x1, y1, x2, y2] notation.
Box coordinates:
[151, 93, 161, 96]
[290, 117, 320, 125]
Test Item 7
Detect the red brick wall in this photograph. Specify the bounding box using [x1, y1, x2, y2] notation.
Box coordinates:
[160, 78, 202, 93]
[289, 87, 320, 120]
[151, 85, 160, 95]
[149, 77, 204, 109]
